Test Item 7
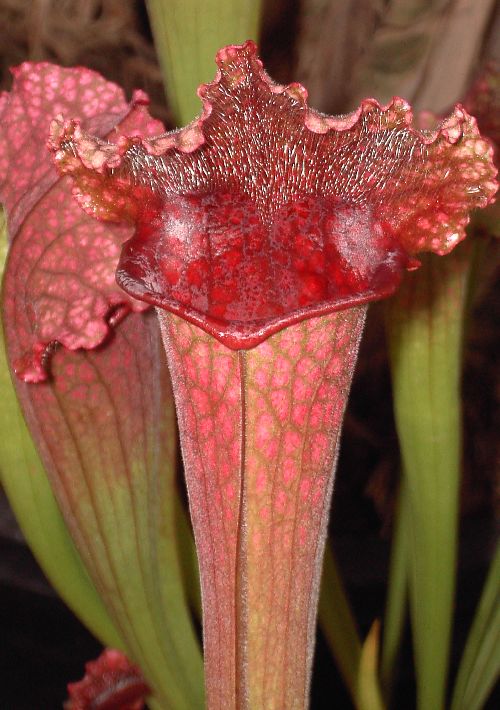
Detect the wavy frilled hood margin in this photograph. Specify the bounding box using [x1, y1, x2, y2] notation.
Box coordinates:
[0, 62, 164, 381]
[50, 41, 497, 350]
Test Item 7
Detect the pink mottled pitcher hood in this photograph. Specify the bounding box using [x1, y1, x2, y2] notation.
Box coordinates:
[0, 62, 163, 380]
[50, 41, 497, 349]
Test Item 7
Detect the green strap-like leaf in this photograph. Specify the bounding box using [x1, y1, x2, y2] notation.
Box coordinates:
[318, 541, 362, 703]
[380, 480, 409, 699]
[385, 243, 473, 710]
[451, 541, 500, 710]
[146, 0, 263, 124]
[357, 621, 386, 710]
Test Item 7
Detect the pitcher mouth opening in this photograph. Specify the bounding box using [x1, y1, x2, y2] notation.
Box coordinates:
[116, 192, 408, 349]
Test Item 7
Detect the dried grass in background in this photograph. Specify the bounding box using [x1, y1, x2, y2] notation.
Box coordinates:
[0, 0, 169, 121]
